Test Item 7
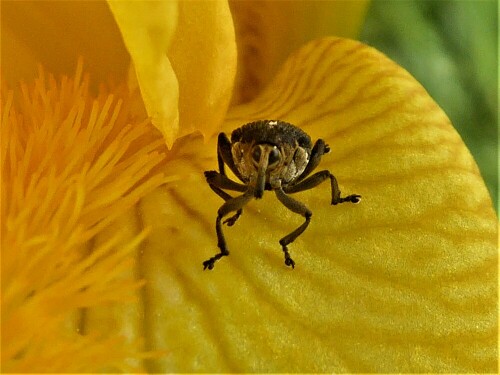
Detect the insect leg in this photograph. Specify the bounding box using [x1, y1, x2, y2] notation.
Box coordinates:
[205, 170, 247, 192]
[217, 132, 244, 181]
[274, 187, 312, 268]
[204, 170, 246, 225]
[284, 170, 361, 204]
[203, 190, 254, 270]
[283, 170, 330, 194]
[328, 173, 361, 205]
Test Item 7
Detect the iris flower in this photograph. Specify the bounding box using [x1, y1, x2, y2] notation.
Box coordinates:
[2, 1, 497, 372]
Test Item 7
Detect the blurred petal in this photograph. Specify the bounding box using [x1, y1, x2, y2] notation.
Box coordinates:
[139, 37, 497, 372]
[230, 0, 370, 102]
[1, 1, 129, 87]
[109, 0, 236, 147]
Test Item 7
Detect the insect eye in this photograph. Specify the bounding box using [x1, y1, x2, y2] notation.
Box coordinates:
[251, 146, 262, 164]
[268, 147, 281, 167]
[251, 145, 281, 168]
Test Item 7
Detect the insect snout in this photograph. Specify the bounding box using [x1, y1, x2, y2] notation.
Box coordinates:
[251, 144, 281, 170]
[252, 144, 281, 199]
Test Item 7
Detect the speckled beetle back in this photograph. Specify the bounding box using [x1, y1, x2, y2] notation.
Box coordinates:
[231, 120, 312, 150]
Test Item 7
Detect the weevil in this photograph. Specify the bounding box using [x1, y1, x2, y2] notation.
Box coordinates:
[203, 120, 361, 270]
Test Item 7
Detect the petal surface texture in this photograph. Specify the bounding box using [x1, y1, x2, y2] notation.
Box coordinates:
[138, 38, 498, 372]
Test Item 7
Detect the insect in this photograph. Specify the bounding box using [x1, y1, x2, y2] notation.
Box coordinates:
[203, 120, 361, 270]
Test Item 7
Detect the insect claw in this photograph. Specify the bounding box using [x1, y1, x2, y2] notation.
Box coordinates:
[340, 194, 361, 204]
[332, 194, 361, 205]
[204, 170, 217, 181]
[225, 207, 243, 226]
[203, 259, 215, 270]
[350, 195, 362, 203]
[223, 215, 239, 226]
[281, 243, 295, 268]
[285, 256, 295, 268]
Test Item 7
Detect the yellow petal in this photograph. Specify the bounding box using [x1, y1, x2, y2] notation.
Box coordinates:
[169, 1, 237, 141]
[230, 0, 370, 102]
[109, 0, 237, 147]
[108, 0, 180, 148]
[138, 37, 497, 372]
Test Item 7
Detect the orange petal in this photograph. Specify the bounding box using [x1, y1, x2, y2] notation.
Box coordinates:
[1, 1, 129, 87]
[137, 37, 497, 372]
[1, 63, 167, 372]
